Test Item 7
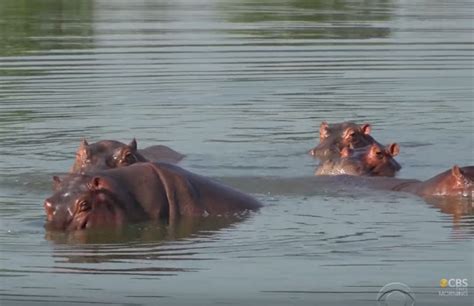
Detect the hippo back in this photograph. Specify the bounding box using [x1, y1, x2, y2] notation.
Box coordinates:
[138, 145, 185, 164]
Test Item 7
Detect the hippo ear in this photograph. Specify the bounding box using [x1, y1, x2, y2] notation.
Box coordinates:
[451, 165, 464, 180]
[340, 147, 352, 158]
[80, 138, 89, 148]
[79, 138, 91, 158]
[361, 123, 371, 135]
[88, 177, 103, 190]
[387, 143, 400, 157]
[128, 138, 138, 151]
[319, 121, 330, 141]
[52, 176, 62, 188]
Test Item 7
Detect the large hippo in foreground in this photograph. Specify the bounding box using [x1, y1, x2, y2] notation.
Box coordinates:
[315, 143, 401, 177]
[45, 162, 262, 231]
[309, 121, 383, 161]
[71, 138, 184, 174]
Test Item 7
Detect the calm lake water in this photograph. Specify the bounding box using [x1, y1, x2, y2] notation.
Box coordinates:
[0, 0, 473, 305]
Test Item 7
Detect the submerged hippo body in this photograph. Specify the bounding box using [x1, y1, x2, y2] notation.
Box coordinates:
[315, 143, 401, 177]
[394, 165, 474, 198]
[334, 165, 473, 198]
[138, 145, 185, 164]
[309, 121, 383, 161]
[71, 138, 184, 174]
[45, 162, 262, 231]
[219, 166, 472, 201]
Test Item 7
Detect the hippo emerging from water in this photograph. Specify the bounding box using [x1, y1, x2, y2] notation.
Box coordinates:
[71, 138, 184, 174]
[309, 121, 383, 161]
[392, 165, 474, 198]
[326, 165, 473, 198]
[45, 162, 262, 231]
[315, 143, 401, 177]
[219, 166, 473, 200]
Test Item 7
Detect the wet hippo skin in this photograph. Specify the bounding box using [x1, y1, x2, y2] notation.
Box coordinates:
[391, 165, 474, 198]
[315, 143, 401, 177]
[309, 121, 383, 161]
[70, 138, 184, 174]
[138, 144, 185, 164]
[45, 162, 262, 231]
[219, 166, 473, 199]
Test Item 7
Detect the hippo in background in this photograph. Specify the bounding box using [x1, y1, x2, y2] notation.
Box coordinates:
[315, 143, 401, 177]
[71, 138, 184, 174]
[328, 165, 473, 198]
[45, 162, 262, 231]
[309, 121, 383, 161]
[218, 166, 473, 200]
[392, 165, 473, 198]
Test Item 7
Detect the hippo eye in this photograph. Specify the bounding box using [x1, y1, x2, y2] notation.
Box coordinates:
[77, 199, 91, 212]
[123, 153, 136, 164]
[346, 130, 356, 138]
[375, 151, 384, 159]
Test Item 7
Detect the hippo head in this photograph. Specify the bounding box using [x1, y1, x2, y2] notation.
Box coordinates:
[309, 121, 374, 160]
[315, 143, 401, 177]
[419, 166, 474, 198]
[71, 138, 146, 174]
[356, 143, 402, 177]
[44, 174, 145, 231]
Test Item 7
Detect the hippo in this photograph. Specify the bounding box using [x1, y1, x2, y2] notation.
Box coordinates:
[139, 144, 185, 164]
[309, 121, 383, 161]
[315, 143, 401, 177]
[70, 138, 184, 174]
[45, 162, 262, 231]
[322, 165, 473, 198]
[392, 165, 474, 198]
[218, 166, 472, 200]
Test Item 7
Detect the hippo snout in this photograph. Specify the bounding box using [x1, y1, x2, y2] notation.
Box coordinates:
[44, 200, 55, 221]
[392, 159, 402, 171]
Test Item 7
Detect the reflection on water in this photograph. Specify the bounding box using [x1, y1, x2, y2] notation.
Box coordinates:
[0, 0, 473, 305]
[222, 0, 392, 39]
[45, 214, 249, 245]
[424, 197, 474, 234]
[43, 216, 249, 279]
[0, 0, 94, 57]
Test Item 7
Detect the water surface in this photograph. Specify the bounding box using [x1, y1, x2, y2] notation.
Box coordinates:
[0, 0, 473, 305]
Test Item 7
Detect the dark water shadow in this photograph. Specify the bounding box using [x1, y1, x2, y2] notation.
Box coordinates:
[44, 214, 252, 265]
[45, 214, 251, 245]
[0, 0, 94, 57]
[220, 0, 393, 39]
[423, 197, 474, 234]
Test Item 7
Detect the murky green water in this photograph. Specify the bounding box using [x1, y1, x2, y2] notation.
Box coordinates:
[0, 0, 473, 305]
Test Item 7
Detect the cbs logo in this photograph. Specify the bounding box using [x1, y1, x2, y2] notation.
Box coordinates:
[440, 278, 468, 288]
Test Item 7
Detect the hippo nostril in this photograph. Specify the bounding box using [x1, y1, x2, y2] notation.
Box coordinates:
[44, 200, 55, 216]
